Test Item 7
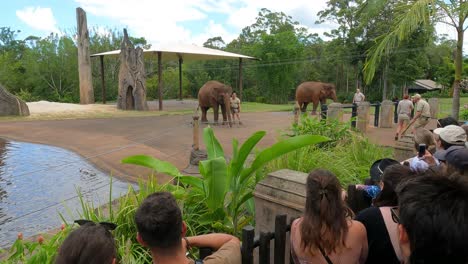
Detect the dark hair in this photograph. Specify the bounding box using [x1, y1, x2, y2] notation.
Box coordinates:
[135, 192, 182, 251]
[437, 117, 459, 128]
[373, 164, 413, 207]
[403, 94, 409, 99]
[440, 138, 456, 150]
[396, 173, 468, 263]
[55, 223, 116, 264]
[301, 169, 353, 255]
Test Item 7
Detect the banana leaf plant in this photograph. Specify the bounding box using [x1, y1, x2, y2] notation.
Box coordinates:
[122, 126, 329, 235]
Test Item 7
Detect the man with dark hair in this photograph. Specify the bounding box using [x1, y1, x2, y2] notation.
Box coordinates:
[135, 192, 241, 264]
[395, 174, 468, 263]
[433, 125, 466, 162]
[445, 148, 468, 175]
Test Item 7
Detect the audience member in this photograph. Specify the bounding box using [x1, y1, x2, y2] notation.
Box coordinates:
[395, 173, 468, 263]
[410, 94, 431, 133]
[437, 116, 459, 128]
[445, 148, 468, 175]
[395, 94, 413, 140]
[135, 192, 241, 264]
[407, 129, 439, 173]
[290, 169, 368, 264]
[55, 221, 117, 264]
[433, 125, 466, 162]
[355, 165, 414, 264]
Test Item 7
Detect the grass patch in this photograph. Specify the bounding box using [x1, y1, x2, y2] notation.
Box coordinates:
[241, 102, 294, 112]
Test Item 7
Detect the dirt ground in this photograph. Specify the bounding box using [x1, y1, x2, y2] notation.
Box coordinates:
[0, 100, 438, 183]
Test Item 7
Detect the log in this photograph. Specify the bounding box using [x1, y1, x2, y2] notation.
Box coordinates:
[76, 7, 95, 104]
[0, 84, 30, 116]
[117, 29, 148, 111]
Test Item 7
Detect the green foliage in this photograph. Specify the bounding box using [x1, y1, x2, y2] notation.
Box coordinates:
[123, 126, 329, 235]
[290, 115, 351, 147]
[268, 116, 393, 186]
[461, 108, 468, 120]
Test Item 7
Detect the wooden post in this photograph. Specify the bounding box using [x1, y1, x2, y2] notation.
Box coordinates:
[259, 232, 271, 264]
[241, 226, 255, 264]
[179, 57, 183, 101]
[294, 102, 300, 124]
[193, 114, 200, 150]
[158, 51, 163, 111]
[99, 55, 106, 104]
[274, 214, 287, 264]
[238, 58, 243, 101]
[76, 7, 94, 104]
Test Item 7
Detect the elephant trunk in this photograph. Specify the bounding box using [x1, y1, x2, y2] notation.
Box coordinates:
[332, 92, 338, 102]
[224, 95, 232, 127]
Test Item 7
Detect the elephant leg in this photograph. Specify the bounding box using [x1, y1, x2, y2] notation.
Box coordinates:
[301, 102, 309, 113]
[220, 104, 227, 125]
[311, 101, 319, 115]
[201, 107, 209, 122]
[213, 104, 219, 124]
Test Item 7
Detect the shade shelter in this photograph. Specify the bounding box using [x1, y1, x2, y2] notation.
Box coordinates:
[91, 44, 256, 110]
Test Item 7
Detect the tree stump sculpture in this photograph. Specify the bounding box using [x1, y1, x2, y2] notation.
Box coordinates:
[76, 7, 94, 104]
[117, 29, 148, 111]
[0, 84, 30, 116]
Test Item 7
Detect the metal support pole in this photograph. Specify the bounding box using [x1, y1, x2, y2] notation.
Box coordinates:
[158, 52, 163, 111]
[351, 103, 357, 128]
[179, 57, 183, 100]
[274, 215, 287, 264]
[393, 101, 398, 123]
[320, 104, 328, 120]
[374, 102, 381, 127]
[99, 55, 106, 104]
[238, 58, 243, 101]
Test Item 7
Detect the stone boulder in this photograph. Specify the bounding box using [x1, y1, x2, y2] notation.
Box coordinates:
[0, 85, 30, 116]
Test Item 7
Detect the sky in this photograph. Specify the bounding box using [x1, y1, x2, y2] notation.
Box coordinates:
[0, 0, 463, 48]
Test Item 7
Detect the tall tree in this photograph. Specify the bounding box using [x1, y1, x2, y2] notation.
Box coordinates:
[363, 0, 468, 119]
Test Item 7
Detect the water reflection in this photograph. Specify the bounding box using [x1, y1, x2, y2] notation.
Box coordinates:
[0, 138, 133, 249]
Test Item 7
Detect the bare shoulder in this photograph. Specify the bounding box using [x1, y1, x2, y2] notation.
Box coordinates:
[348, 220, 367, 236]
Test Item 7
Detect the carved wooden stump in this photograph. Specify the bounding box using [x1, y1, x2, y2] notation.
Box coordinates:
[0, 84, 29, 116]
[117, 29, 148, 111]
[76, 7, 94, 104]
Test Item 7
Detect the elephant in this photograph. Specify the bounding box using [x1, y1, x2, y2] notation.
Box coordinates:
[295, 81, 338, 115]
[198, 80, 233, 126]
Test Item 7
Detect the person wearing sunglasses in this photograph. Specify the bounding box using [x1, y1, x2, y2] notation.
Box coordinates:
[54, 220, 117, 264]
[355, 164, 414, 264]
[395, 173, 468, 263]
[134, 192, 241, 264]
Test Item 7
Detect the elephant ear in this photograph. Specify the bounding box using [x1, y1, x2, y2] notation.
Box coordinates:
[323, 84, 334, 91]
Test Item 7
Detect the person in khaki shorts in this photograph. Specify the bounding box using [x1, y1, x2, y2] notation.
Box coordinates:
[410, 94, 431, 133]
[395, 94, 414, 140]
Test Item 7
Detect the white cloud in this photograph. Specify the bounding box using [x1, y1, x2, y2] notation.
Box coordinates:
[74, 0, 338, 46]
[16, 6, 59, 34]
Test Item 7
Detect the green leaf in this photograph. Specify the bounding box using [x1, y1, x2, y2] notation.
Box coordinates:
[177, 176, 204, 190]
[199, 157, 228, 211]
[203, 126, 225, 159]
[229, 131, 266, 183]
[239, 134, 330, 185]
[121, 155, 182, 177]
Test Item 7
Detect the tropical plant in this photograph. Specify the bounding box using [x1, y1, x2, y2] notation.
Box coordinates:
[289, 114, 352, 147]
[122, 126, 329, 235]
[362, 0, 468, 119]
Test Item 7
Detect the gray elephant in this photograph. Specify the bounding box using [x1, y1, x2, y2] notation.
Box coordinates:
[198, 80, 233, 126]
[295, 81, 338, 114]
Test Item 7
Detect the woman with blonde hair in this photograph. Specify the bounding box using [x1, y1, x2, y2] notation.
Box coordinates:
[290, 169, 368, 264]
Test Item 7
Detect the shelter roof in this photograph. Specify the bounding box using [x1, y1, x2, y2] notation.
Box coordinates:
[91, 43, 256, 61]
[412, 79, 444, 90]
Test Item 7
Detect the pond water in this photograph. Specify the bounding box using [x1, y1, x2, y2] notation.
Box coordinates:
[0, 138, 132, 249]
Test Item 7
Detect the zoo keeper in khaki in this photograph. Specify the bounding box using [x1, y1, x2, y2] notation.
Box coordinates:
[411, 94, 431, 132]
[230, 92, 242, 124]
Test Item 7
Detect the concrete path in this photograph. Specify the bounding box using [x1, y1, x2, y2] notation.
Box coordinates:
[0, 108, 437, 184]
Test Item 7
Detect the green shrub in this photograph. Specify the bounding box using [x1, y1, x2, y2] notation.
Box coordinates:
[461, 108, 468, 120]
[255, 96, 267, 103]
[268, 117, 394, 186]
